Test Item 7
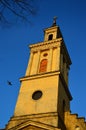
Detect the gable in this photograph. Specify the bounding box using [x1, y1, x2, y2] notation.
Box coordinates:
[20, 125, 47, 130]
[11, 120, 59, 130]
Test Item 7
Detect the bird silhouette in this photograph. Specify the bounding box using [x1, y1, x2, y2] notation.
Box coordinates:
[7, 81, 12, 86]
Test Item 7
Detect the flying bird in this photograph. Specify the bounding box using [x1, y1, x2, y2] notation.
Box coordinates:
[7, 81, 12, 86]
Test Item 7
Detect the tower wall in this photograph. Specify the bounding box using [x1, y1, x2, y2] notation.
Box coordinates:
[14, 73, 59, 116]
[25, 40, 61, 76]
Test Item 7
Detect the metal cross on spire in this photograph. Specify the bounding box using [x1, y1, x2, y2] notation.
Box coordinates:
[52, 16, 57, 26]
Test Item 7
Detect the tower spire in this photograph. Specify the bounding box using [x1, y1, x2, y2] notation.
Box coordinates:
[52, 16, 57, 26]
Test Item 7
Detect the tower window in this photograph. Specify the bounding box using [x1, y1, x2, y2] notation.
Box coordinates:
[39, 59, 48, 73]
[48, 34, 53, 40]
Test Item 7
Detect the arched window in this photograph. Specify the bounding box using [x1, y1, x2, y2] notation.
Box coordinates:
[39, 59, 48, 73]
[48, 34, 53, 40]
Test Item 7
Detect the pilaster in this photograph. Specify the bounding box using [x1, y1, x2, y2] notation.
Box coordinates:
[25, 52, 33, 76]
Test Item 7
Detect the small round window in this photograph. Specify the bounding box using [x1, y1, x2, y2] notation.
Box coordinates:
[32, 90, 42, 100]
[43, 53, 48, 57]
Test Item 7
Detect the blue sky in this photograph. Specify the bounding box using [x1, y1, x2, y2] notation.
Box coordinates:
[0, 0, 86, 128]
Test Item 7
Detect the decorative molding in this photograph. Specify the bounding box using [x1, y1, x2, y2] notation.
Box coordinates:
[29, 38, 62, 52]
[20, 71, 60, 81]
[7, 112, 60, 130]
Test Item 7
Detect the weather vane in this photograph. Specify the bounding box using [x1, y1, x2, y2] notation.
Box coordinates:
[52, 16, 57, 26]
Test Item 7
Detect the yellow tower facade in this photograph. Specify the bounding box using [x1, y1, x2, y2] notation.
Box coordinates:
[5, 19, 86, 130]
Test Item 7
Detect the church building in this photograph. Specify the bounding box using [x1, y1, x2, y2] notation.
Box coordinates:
[5, 18, 86, 130]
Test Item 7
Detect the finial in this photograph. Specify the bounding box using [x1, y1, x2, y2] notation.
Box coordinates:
[52, 16, 57, 26]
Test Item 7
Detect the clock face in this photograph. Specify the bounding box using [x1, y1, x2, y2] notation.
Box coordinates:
[32, 90, 42, 100]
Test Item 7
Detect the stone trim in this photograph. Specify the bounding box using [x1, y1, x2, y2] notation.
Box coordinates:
[6, 112, 61, 130]
[29, 39, 62, 52]
[20, 70, 60, 81]
[7, 120, 60, 130]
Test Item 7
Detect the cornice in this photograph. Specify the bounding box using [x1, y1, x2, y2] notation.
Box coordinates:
[20, 71, 60, 81]
[9, 112, 59, 130]
[13, 112, 58, 120]
[9, 120, 58, 130]
[44, 25, 58, 32]
[29, 38, 62, 52]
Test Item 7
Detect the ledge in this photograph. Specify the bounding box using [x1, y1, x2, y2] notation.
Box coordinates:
[20, 70, 60, 81]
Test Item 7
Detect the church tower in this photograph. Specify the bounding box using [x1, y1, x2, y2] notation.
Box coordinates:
[5, 18, 86, 130]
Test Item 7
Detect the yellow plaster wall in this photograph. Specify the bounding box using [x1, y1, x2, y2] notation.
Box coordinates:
[30, 52, 38, 75]
[52, 47, 60, 71]
[14, 75, 59, 116]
